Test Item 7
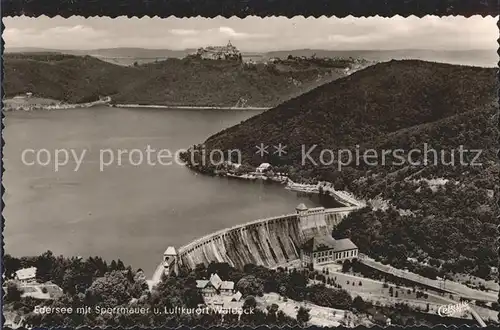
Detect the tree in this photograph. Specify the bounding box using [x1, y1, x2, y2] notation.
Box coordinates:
[307, 284, 352, 309]
[86, 271, 132, 307]
[243, 295, 257, 310]
[116, 259, 126, 270]
[296, 306, 310, 325]
[5, 282, 23, 302]
[36, 250, 56, 282]
[266, 303, 279, 323]
[194, 263, 207, 278]
[3, 254, 22, 279]
[236, 275, 264, 297]
[342, 259, 352, 273]
[353, 296, 366, 311]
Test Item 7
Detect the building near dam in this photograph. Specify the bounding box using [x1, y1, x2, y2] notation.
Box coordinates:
[163, 246, 178, 276]
[300, 235, 358, 267]
[159, 202, 362, 275]
[196, 273, 235, 297]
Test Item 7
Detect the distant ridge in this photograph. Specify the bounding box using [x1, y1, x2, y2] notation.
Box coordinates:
[5, 47, 496, 67]
[202, 59, 496, 166]
[4, 52, 355, 106]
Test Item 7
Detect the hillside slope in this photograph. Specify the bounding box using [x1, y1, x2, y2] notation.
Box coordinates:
[4, 53, 355, 107]
[186, 60, 498, 278]
[203, 60, 495, 165]
[4, 54, 132, 103]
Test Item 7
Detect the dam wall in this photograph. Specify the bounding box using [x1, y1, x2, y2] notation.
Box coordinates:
[178, 206, 359, 270]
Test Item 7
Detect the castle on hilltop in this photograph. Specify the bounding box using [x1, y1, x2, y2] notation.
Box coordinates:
[195, 40, 242, 61]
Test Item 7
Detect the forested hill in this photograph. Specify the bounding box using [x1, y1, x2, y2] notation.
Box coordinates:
[203, 60, 495, 166]
[189, 60, 498, 279]
[4, 53, 356, 107]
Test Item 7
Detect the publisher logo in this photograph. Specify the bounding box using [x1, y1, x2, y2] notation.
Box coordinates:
[438, 302, 470, 317]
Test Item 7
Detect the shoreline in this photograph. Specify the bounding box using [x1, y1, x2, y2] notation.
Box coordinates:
[4, 96, 112, 111]
[220, 169, 365, 207]
[113, 104, 271, 110]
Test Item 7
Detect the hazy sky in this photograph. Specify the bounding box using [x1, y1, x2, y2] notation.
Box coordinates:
[3, 15, 497, 51]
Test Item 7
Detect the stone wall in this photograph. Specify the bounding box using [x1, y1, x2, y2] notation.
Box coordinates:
[178, 206, 359, 270]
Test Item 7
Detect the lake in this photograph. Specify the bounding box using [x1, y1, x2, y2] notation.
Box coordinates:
[3, 106, 336, 275]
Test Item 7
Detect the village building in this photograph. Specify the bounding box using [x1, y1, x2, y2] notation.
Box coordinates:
[300, 234, 358, 267]
[3, 311, 25, 329]
[196, 41, 241, 61]
[256, 163, 272, 173]
[14, 267, 37, 283]
[19, 283, 63, 300]
[231, 291, 242, 302]
[196, 273, 236, 297]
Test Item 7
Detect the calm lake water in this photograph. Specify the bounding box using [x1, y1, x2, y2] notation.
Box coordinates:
[3, 106, 334, 275]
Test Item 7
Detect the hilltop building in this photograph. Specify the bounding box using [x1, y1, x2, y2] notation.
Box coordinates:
[300, 234, 358, 267]
[196, 41, 241, 60]
[6, 266, 63, 300]
[15, 267, 37, 283]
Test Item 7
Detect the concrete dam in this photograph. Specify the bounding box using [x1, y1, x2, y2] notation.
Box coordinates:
[176, 205, 360, 270]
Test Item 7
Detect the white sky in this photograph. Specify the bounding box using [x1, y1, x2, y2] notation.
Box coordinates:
[3, 15, 498, 51]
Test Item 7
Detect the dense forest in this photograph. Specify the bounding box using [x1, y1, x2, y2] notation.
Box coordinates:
[4, 253, 361, 327]
[183, 60, 498, 278]
[4, 53, 355, 107]
[5, 252, 479, 327]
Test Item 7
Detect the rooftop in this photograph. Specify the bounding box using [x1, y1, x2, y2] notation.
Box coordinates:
[196, 280, 210, 289]
[302, 235, 357, 253]
[296, 203, 308, 211]
[15, 267, 37, 280]
[164, 246, 177, 255]
[232, 291, 242, 301]
[209, 273, 223, 289]
[196, 273, 235, 292]
[220, 281, 235, 290]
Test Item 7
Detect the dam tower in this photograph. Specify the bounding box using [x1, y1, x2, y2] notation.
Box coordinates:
[296, 203, 331, 241]
[163, 246, 178, 276]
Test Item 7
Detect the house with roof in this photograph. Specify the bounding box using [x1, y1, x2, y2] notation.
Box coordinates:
[255, 163, 272, 173]
[14, 267, 37, 283]
[300, 235, 358, 267]
[3, 311, 25, 329]
[196, 273, 235, 297]
[231, 291, 242, 302]
[18, 283, 63, 300]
